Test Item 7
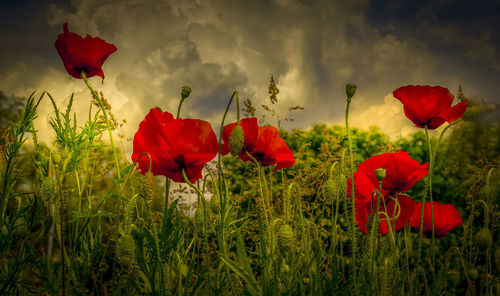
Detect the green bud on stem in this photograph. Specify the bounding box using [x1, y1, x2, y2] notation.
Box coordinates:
[375, 168, 386, 182]
[346, 83, 357, 100]
[229, 125, 244, 156]
[181, 86, 192, 100]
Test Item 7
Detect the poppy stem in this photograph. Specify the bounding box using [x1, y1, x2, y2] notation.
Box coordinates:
[176, 98, 185, 119]
[164, 178, 170, 223]
[345, 94, 358, 288]
[245, 151, 272, 238]
[80, 72, 121, 182]
[424, 126, 436, 272]
[218, 91, 239, 218]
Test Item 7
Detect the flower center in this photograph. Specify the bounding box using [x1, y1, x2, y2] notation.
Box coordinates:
[174, 155, 186, 169]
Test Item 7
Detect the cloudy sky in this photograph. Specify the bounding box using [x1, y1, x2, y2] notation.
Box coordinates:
[1, 0, 499, 149]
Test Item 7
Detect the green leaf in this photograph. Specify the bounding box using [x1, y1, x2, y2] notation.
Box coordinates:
[218, 252, 260, 296]
[120, 162, 135, 177]
[112, 177, 124, 185]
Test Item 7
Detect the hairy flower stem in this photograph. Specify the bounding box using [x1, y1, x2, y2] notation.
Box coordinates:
[424, 126, 436, 271]
[246, 151, 272, 243]
[218, 91, 239, 217]
[176, 98, 185, 119]
[345, 96, 358, 287]
[81, 72, 121, 182]
[181, 169, 214, 291]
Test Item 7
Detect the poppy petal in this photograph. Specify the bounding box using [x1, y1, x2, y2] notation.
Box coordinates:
[410, 201, 462, 238]
[435, 101, 468, 124]
[55, 23, 117, 79]
[393, 85, 455, 129]
[132, 109, 218, 183]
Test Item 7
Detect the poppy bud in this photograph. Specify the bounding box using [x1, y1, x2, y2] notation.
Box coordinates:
[141, 171, 155, 200]
[51, 151, 61, 164]
[474, 228, 493, 251]
[468, 268, 479, 281]
[322, 179, 337, 205]
[41, 176, 55, 201]
[366, 213, 379, 235]
[446, 270, 460, 289]
[115, 234, 136, 268]
[375, 168, 386, 182]
[181, 86, 192, 100]
[277, 224, 294, 254]
[229, 125, 244, 156]
[346, 83, 357, 100]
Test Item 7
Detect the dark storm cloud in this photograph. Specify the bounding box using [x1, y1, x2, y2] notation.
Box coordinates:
[0, 0, 498, 145]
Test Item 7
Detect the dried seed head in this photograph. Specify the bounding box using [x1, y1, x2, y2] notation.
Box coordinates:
[115, 234, 136, 268]
[277, 224, 294, 254]
[181, 86, 192, 100]
[141, 171, 155, 200]
[229, 125, 244, 156]
[41, 176, 55, 201]
[322, 179, 336, 205]
[474, 228, 493, 251]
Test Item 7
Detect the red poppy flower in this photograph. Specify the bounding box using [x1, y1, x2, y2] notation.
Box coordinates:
[410, 201, 462, 238]
[348, 151, 428, 206]
[355, 194, 416, 234]
[221, 119, 295, 170]
[393, 85, 467, 129]
[132, 108, 218, 183]
[55, 23, 117, 79]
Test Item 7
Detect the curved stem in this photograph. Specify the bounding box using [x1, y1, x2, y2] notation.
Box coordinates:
[176, 98, 185, 119]
[81, 72, 121, 181]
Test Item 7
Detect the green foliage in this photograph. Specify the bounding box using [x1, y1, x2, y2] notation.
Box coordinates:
[1, 89, 499, 295]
